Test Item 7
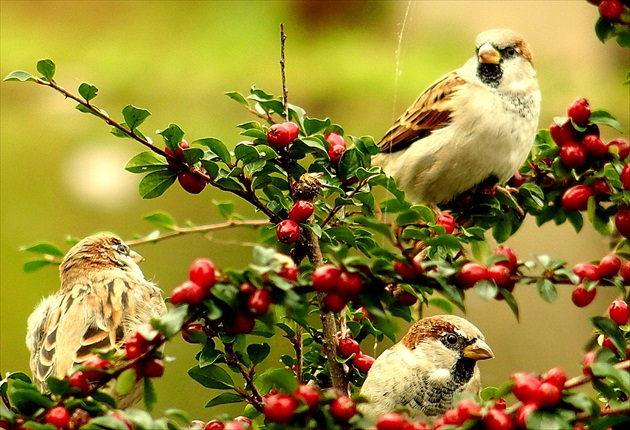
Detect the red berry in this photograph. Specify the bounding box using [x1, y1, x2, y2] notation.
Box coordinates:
[246, 289, 272, 316]
[494, 245, 518, 270]
[609, 299, 629, 325]
[515, 402, 538, 428]
[81, 356, 112, 382]
[550, 121, 575, 146]
[509, 171, 525, 188]
[338, 337, 361, 358]
[377, 412, 409, 430]
[125, 332, 149, 359]
[483, 409, 513, 430]
[352, 352, 375, 373]
[582, 134, 608, 159]
[178, 172, 206, 194]
[537, 381, 562, 407]
[325, 132, 346, 149]
[571, 284, 597, 307]
[224, 312, 255, 335]
[329, 396, 357, 422]
[338, 271, 364, 298]
[615, 208, 630, 238]
[436, 213, 456, 234]
[276, 219, 300, 244]
[165, 146, 184, 169]
[294, 384, 319, 409]
[582, 350, 597, 375]
[621, 164, 630, 190]
[442, 408, 464, 425]
[599, 0, 624, 20]
[283, 121, 300, 141]
[457, 398, 481, 422]
[598, 254, 621, 279]
[568, 98, 591, 126]
[312, 264, 342, 292]
[288, 200, 314, 223]
[143, 358, 165, 378]
[263, 393, 297, 424]
[393, 260, 420, 282]
[457, 262, 488, 289]
[573, 262, 600, 281]
[544, 367, 567, 389]
[267, 124, 292, 148]
[561, 185, 593, 211]
[69, 371, 90, 395]
[328, 145, 345, 164]
[487, 264, 513, 289]
[233, 416, 252, 426]
[46, 406, 71, 429]
[223, 422, 245, 430]
[189, 258, 217, 290]
[279, 264, 299, 281]
[592, 178, 612, 195]
[172, 280, 208, 305]
[323, 293, 347, 312]
[397, 290, 418, 306]
[560, 142, 586, 169]
[512, 373, 542, 403]
[182, 323, 206, 344]
[608, 138, 630, 160]
[602, 336, 618, 354]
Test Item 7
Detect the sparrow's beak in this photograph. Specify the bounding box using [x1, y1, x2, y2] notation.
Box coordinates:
[463, 338, 494, 361]
[478, 43, 501, 65]
[130, 249, 144, 264]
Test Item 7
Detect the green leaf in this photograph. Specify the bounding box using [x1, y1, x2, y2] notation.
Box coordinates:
[590, 110, 623, 133]
[595, 17, 616, 43]
[125, 151, 167, 174]
[36, 59, 55, 81]
[21, 242, 64, 257]
[122, 105, 151, 131]
[116, 368, 137, 396]
[182, 148, 204, 165]
[78, 83, 98, 101]
[138, 170, 177, 199]
[224, 91, 249, 107]
[214, 201, 235, 220]
[303, 117, 332, 135]
[188, 364, 234, 390]
[8, 387, 54, 415]
[492, 217, 513, 243]
[84, 415, 134, 430]
[199, 342, 223, 368]
[500, 288, 520, 321]
[157, 124, 185, 151]
[23, 259, 55, 273]
[480, 386, 497, 401]
[143, 211, 178, 231]
[46, 377, 70, 396]
[153, 304, 189, 339]
[4, 70, 35, 82]
[247, 343, 271, 365]
[324, 226, 357, 247]
[216, 177, 245, 192]
[536, 278, 557, 303]
[563, 392, 600, 418]
[527, 409, 575, 430]
[428, 297, 453, 313]
[143, 377, 157, 411]
[350, 216, 393, 239]
[205, 392, 244, 408]
[255, 368, 298, 393]
[591, 316, 627, 359]
[196, 138, 232, 165]
[473, 279, 498, 301]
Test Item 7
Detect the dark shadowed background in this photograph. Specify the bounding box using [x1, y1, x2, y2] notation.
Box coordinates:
[1, 0, 629, 421]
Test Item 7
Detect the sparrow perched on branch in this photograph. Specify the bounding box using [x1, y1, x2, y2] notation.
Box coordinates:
[26, 233, 167, 407]
[373, 28, 541, 204]
[359, 315, 493, 423]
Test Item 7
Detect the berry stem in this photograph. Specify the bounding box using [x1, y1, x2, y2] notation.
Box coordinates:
[224, 342, 264, 410]
[279, 23, 289, 121]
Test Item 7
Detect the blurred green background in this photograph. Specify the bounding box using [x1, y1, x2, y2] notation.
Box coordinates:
[1, 0, 629, 422]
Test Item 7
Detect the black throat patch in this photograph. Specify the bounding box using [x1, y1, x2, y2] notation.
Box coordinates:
[477, 63, 502, 88]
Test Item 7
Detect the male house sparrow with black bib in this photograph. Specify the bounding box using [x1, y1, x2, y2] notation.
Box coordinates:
[26, 233, 167, 408]
[359, 315, 493, 424]
[373, 29, 541, 204]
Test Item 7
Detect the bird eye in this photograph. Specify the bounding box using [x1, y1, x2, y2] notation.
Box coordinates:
[444, 333, 458, 345]
[505, 47, 517, 57]
[115, 244, 129, 256]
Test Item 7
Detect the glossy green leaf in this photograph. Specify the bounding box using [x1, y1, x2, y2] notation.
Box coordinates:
[36, 59, 55, 81]
[591, 316, 627, 359]
[157, 124, 185, 152]
[125, 151, 167, 174]
[78, 82, 98, 101]
[205, 392, 244, 408]
[138, 170, 177, 199]
[143, 211, 178, 230]
[536, 278, 557, 303]
[247, 343, 271, 365]
[188, 364, 234, 390]
[21, 242, 64, 257]
[122, 105, 151, 131]
[590, 110, 623, 133]
[255, 368, 298, 393]
[224, 91, 249, 107]
[143, 377, 157, 411]
[4, 70, 35, 82]
[46, 377, 70, 396]
[196, 138, 232, 164]
[116, 368, 137, 395]
[199, 343, 223, 368]
[473, 279, 498, 301]
[303, 117, 331, 135]
[153, 304, 189, 339]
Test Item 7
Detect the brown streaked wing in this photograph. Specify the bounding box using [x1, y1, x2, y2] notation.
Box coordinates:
[379, 71, 465, 153]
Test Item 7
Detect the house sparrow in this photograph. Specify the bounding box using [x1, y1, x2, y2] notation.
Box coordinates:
[359, 315, 493, 424]
[373, 28, 541, 204]
[26, 233, 167, 408]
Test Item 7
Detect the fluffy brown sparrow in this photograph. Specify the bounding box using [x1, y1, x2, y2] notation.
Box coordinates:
[359, 315, 493, 423]
[373, 28, 541, 204]
[26, 233, 167, 407]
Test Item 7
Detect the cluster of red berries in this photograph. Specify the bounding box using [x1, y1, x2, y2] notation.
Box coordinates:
[311, 264, 365, 312]
[326, 132, 346, 165]
[266, 121, 300, 149]
[171, 258, 218, 306]
[588, 0, 628, 23]
[337, 335, 375, 373]
[262, 385, 358, 425]
[511, 367, 567, 419]
[276, 199, 314, 244]
[123, 324, 166, 380]
[455, 245, 519, 299]
[166, 140, 207, 194]
[189, 416, 252, 430]
[570, 254, 628, 307]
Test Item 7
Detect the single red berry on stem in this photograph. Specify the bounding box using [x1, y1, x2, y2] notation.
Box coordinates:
[246, 289, 272, 316]
[487, 264, 513, 289]
[328, 145, 345, 164]
[621, 261, 630, 284]
[483, 409, 513, 430]
[549, 121, 574, 146]
[323, 293, 347, 313]
[312, 264, 342, 292]
[143, 358, 165, 378]
[515, 402, 538, 428]
[599, 0, 624, 20]
[81, 356, 112, 382]
[376, 412, 409, 430]
[609, 299, 629, 325]
[69, 371, 90, 395]
[561, 185, 593, 211]
[436, 213, 456, 234]
[615, 208, 630, 238]
[182, 323, 206, 343]
[288, 200, 314, 223]
[457, 262, 488, 289]
[582, 350, 597, 375]
[582, 134, 608, 159]
[608, 138, 630, 160]
[224, 312, 255, 335]
[263, 393, 297, 424]
[592, 178, 612, 196]
[338, 337, 361, 358]
[283, 121, 300, 141]
[393, 260, 420, 282]
[46, 406, 72, 429]
[329, 396, 357, 422]
[571, 284, 597, 307]
[276, 219, 300, 244]
[537, 381, 562, 407]
[267, 123, 292, 148]
[325, 132, 346, 149]
[171, 280, 208, 306]
[597, 254, 621, 279]
[294, 384, 320, 409]
[338, 271, 364, 297]
[494, 245, 518, 270]
[512, 373, 542, 403]
[178, 172, 206, 194]
[544, 367, 567, 389]
[279, 264, 299, 281]
[573, 262, 600, 281]
[189, 258, 217, 290]
[620, 164, 630, 190]
[456, 398, 481, 422]
[568, 98, 591, 126]
[352, 352, 375, 373]
[602, 336, 618, 354]
[397, 290, 418, 306]
[125, 332, 149, 359]
[560, 142, 586, 169]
